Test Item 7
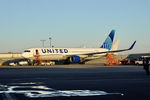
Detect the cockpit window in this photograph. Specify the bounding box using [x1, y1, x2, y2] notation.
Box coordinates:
[24, 50, 31, 52]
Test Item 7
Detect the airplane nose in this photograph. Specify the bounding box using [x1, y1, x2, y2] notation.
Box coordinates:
[22, 53, 27, 58]
[22, 52, 33, 58]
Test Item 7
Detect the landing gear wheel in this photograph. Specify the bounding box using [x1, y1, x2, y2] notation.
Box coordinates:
[79, 61, 85, 64]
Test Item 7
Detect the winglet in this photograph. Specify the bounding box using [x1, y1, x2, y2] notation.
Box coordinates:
[129, 41, 136, 50]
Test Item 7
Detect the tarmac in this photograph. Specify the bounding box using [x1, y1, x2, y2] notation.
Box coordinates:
[0, 64, 149, 100]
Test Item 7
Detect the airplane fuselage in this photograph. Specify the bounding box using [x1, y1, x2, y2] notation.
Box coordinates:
[22, 48, 108, 61]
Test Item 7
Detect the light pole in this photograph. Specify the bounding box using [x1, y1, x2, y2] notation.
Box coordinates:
[40, 40, 46, 47]
[49, 37, 52, 48]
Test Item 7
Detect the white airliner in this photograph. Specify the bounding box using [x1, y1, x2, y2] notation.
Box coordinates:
[22, 30, 136, 64]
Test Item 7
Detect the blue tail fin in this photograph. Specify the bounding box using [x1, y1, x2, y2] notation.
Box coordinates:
[100, 30, 115, 50]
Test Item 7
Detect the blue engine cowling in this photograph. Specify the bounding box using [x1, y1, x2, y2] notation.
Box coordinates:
[69, 55, 81, 63]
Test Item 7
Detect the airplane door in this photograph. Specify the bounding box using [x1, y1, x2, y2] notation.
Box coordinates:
[36, 49, 39, 55]
[33, 49, 39, 56]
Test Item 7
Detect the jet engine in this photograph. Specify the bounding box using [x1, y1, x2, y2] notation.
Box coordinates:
[69, 56, 81, 63]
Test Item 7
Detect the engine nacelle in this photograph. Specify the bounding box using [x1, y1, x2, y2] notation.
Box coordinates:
[69, 56, 81, 63]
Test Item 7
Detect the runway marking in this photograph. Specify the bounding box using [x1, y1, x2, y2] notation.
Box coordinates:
[0, 84, 17, 100]
[0, 83, 124, 98]
[9, 82, 43, 85]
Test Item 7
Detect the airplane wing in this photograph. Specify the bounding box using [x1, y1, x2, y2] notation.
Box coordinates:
[66, 41, 136, 56]
[87, 41, 136, 55]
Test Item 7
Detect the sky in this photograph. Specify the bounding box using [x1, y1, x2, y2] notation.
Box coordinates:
[0, 0, 150, 53]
